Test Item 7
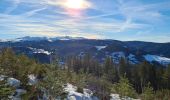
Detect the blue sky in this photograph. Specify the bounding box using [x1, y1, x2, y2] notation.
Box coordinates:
[0, 0, 170, 42]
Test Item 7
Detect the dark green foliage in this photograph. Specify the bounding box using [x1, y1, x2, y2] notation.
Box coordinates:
[141, 83, 154, 100]
[1, 48, 170, 99]
[86, 75, 112, 100]
[0, 80, 15, 99]
[155, 89, 170, 100]
[111, 76, 137, 98]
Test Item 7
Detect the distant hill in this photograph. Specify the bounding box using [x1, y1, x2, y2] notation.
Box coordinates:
[0, 36, 170, 66]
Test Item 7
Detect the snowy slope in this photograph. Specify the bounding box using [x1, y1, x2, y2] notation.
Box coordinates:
[28, 47, 51, 55]
[95, 46, 107, 50]
[112, 52, 125, 64]
[64, 83, 99, 100]
[128, 54, 139, 64]
[144, 54, 170, 65]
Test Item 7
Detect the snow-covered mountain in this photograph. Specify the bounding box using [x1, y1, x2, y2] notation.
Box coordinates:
[0, 37, 170, 66]
[144, 54, 170, 65]
[7, 36, 86, 42]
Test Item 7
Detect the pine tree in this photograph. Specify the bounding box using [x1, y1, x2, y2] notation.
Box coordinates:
[37, 68, 64, 99]
[119, 57, 127, 77]
[111, 76, 137, 99]
[104, 57, 118, 83]
[138, 61, 149, 92]
[141, 83, 154, 100]
[163, 65, 170, 89]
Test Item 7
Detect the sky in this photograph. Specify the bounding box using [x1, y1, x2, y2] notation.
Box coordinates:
[0, 0, 170, 42]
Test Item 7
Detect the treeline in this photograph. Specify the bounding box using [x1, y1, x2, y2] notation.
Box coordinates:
[65, 54, 170, 99]
[0, 49, 170, 100]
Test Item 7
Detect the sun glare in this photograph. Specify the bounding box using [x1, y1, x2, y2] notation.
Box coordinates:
[63, 0, 91, 9]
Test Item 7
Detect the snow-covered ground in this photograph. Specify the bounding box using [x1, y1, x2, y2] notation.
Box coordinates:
[95, 46, 107, 51]
[128, 54, 139, 64]
[28, 47, 51, 55]
[144, 54, 170, 65]
[1, 75, 140, 100]
[110, 94, 140, 100]
[7, 78, 21, 87]
[28, 74, 38, 85]
[0, 74, 37, 99]
[64, 83, 99, 100]
[112, 52, 125, 64]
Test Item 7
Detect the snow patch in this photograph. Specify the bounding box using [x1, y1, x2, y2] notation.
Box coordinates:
[110, 94, 140, 100]
[144, 54, 170, 65]
[64, 83, 99, 100]
[28, 74, 38, 85]
[128, 54, 139, 64]
[7, 78, 20, 87]
[110, 94, 121, 100]
[112, 52, 125, 64]
[0, 75, 7, 81]
[28, 47, 51, 55]
[95, 46, 107, 50]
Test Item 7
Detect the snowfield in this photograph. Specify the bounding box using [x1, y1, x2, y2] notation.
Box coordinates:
[64, 83, 99, 100]
[128, 54, 139, 64]
[144, 54, 170, 65]
[112, 52, 125, 64]
[95, 46, 107, 51]
[28, 47, 51, 55]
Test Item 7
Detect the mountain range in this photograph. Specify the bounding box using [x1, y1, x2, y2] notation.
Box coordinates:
[0, 36, 170, 66]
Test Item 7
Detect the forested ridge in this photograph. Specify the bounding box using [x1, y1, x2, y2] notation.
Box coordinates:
[0, 48, 170, 100]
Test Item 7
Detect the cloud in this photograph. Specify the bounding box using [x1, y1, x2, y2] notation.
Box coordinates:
[22, 7, 47, 17]
[5, 0, 20, 14]
[0, 0, 170, 42]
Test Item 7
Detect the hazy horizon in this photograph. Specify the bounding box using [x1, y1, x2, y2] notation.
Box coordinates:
[0, 0, 170, 42]
[1, 35, 170, 43]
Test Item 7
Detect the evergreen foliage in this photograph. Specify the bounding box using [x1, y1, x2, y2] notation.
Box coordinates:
[111, 76, 137, 98]
[0, 48, 170, 99]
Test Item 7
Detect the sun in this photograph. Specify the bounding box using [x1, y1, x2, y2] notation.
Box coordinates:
[63, 0, 91, 9]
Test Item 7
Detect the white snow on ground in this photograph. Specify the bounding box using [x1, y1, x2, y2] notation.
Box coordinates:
[128, 54, 139, 64]
[144, 54, 170, 65]
[47, 38, 53, 42]
[110, 94, 121, 100]
[28, 47, 51, 55]
[64, 83, 83, 100]
[95, 46, 107, 51]
[112, 52, 125, 64]
[0, 75, 7, 81]
[64, 83, 99, 100]
[0, 75, 32, 99]
[28, 74, 38, 85]
[110, 94, 140, 100]
[7, 78, 20, 87]
[1, 76, 139, 100]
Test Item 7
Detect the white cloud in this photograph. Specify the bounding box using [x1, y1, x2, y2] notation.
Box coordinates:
[0, 0, 170, 42]
[5, 0, 20, 14]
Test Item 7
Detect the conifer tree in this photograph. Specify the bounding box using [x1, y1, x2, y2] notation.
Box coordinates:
[141, 83, 154, 100]
[119, 57, 127, 77]
[111, 76, 137, 98]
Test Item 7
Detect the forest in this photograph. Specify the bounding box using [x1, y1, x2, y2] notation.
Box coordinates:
[0, 48, 170, 100]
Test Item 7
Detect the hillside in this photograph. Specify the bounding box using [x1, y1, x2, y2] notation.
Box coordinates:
[0, 37, 170, 66]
